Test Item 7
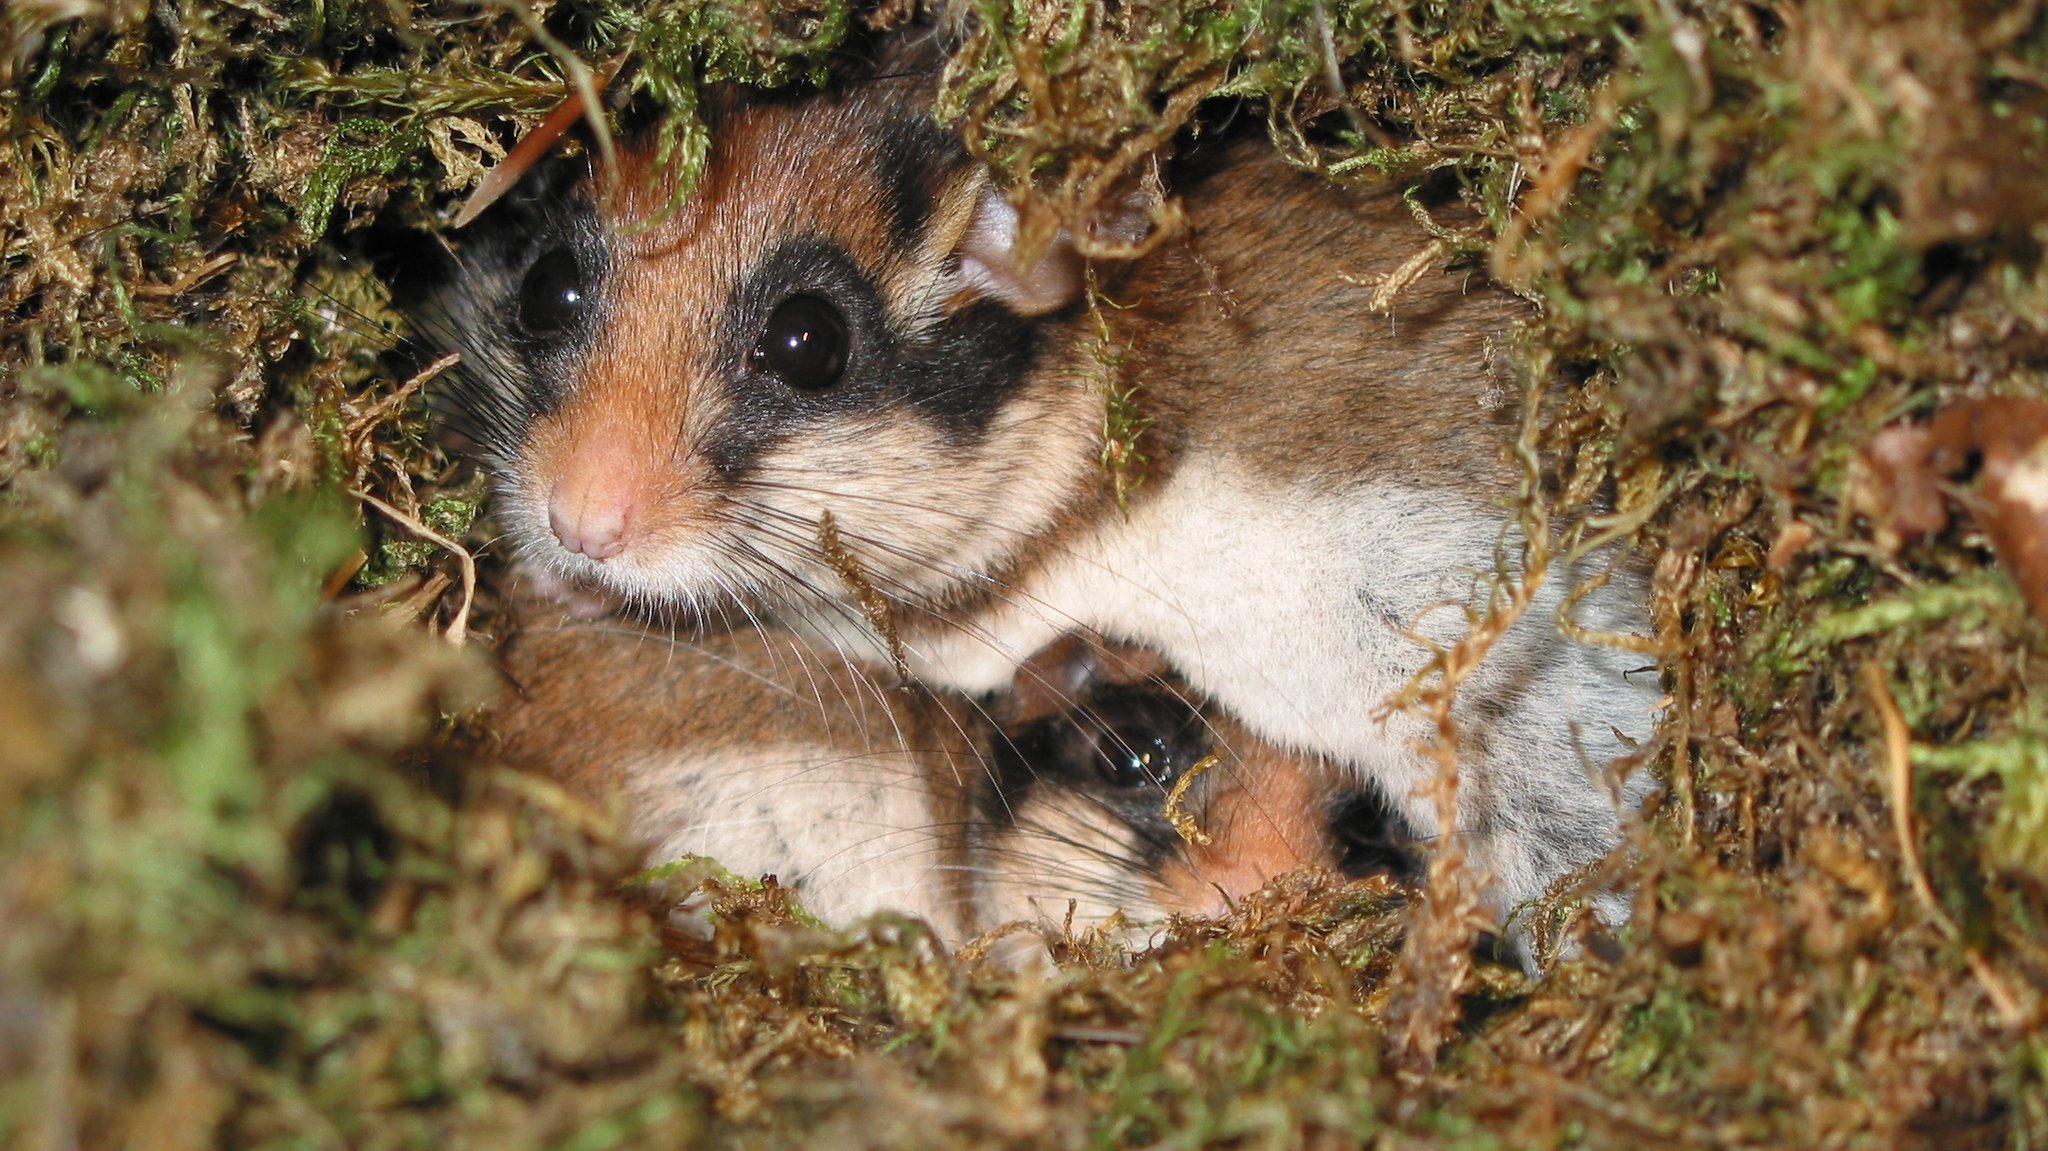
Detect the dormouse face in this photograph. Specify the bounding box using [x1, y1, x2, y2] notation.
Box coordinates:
[434, 76, 1104, 619]
[974, 677, 1419, 936]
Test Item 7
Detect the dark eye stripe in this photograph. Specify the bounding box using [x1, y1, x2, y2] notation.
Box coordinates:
[1083, 690, 1208, 791]
[705, 226, 1047, 479]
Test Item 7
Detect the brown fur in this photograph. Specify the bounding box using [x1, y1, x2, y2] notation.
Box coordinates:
[489, 613, 984, 925]
[1114, 144, 1523, 494]
[487, 611, 1374, 938]
[521, 76, 1522, 620]
[452, 62, 1649, 953]
[529, 87, 990, 568]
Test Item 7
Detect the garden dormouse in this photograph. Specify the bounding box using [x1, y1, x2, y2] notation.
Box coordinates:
[430, 50, 1659, 953]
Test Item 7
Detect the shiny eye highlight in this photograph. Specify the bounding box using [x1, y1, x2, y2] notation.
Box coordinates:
[1084, 691, 1206, 790]
[750, 294, 848, 390]
[517, 247, 589, 338]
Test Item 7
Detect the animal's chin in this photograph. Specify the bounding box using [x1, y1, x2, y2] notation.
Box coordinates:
[519, 512, 978, 627]
[526, 540, 735, 615]
[507, 561, 631, 620]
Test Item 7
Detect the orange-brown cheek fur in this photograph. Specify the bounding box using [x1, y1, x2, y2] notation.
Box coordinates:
[525, 373, 723, 555]
[1152, 751, 1339, 917]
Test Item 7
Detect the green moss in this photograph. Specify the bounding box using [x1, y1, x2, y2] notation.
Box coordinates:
[1917, 714, 2048, 876]
[1804, 571, 2024, 650]
[5, 0, 2048, 1145]
[299, 118, 427, 238]
[360, 492, 480, 588]
[1606, 984, 1706, 1089]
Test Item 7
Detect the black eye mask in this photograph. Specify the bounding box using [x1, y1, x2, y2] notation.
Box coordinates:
[1042, 686, 1211, 793]
[985, 677, 1421, 882]
[979, 681, 1211, 870]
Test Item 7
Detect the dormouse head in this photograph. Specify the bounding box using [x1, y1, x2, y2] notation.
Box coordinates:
[431, 66, 1110, 618]
[974, 636, 1418, 936]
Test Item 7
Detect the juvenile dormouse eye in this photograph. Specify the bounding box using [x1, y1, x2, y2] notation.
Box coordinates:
[1093, 729, 1176, 789]
[517, 247, 588, 337]
[751, 294, 847, 389]
[1084, 691, 1205, 790]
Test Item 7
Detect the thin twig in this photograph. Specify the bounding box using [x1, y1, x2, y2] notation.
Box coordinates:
[354, 489, 477, 646]
[816, 509, 909, 681]
[1861, 661, 2026, 1027]
[346, 351, 459, 443]
[1162, 753, 1219, 847]
[1861, 662, 1945, 926]
[130, 251, 239, 298]
[485, 2, 616, 188]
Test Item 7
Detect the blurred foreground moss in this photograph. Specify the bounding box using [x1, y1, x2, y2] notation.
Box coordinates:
[0, 370, 700, 1146]
[4, 0, 2048, 1147]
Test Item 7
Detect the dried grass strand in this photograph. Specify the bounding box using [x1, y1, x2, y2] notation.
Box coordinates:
[354, 488, 478, 646]
[1861, 661, 2026, 1028]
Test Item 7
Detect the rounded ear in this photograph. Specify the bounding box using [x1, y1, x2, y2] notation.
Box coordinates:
[954, 183, 1087, 316]
[948, 166, 1177, 316]
[998, 632, 1102, 727]
[996, 631, 1179, 727]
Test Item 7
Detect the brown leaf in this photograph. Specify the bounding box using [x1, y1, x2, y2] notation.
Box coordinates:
[1851, 423, 1946, 544]
[1854, 396, 2048, 624]
[1930, 398, 2048, 624]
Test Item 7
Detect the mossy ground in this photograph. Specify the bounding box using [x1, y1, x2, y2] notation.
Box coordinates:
[3, 0, 2046, 1147]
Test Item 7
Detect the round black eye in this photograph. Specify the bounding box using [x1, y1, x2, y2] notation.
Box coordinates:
[750, 294, 848, 390]
[1092, 729, 1177, 789]
[1085, 691, 1205, 790]
[518, 247, 589, 338]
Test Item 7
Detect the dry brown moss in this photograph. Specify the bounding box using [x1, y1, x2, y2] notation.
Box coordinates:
[3, 0, 2047, 1147]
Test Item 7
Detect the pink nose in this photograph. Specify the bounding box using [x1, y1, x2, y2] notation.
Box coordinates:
[548, 489, 630, 561]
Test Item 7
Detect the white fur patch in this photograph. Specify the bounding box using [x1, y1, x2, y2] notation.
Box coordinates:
[896, 455, 1660, 927]
[974, 799, 1160, 933]
[621, 745, 965, 940]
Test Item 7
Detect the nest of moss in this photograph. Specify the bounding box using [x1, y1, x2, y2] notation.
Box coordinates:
[4, 0, 2047, 1147]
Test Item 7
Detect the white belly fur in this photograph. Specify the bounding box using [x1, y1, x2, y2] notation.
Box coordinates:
[898, 455, 1661, 925]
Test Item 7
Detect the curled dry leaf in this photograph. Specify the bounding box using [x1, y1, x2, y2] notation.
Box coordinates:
[1853, 422, 1946, 544]
[1851, 396, 2048, 623]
